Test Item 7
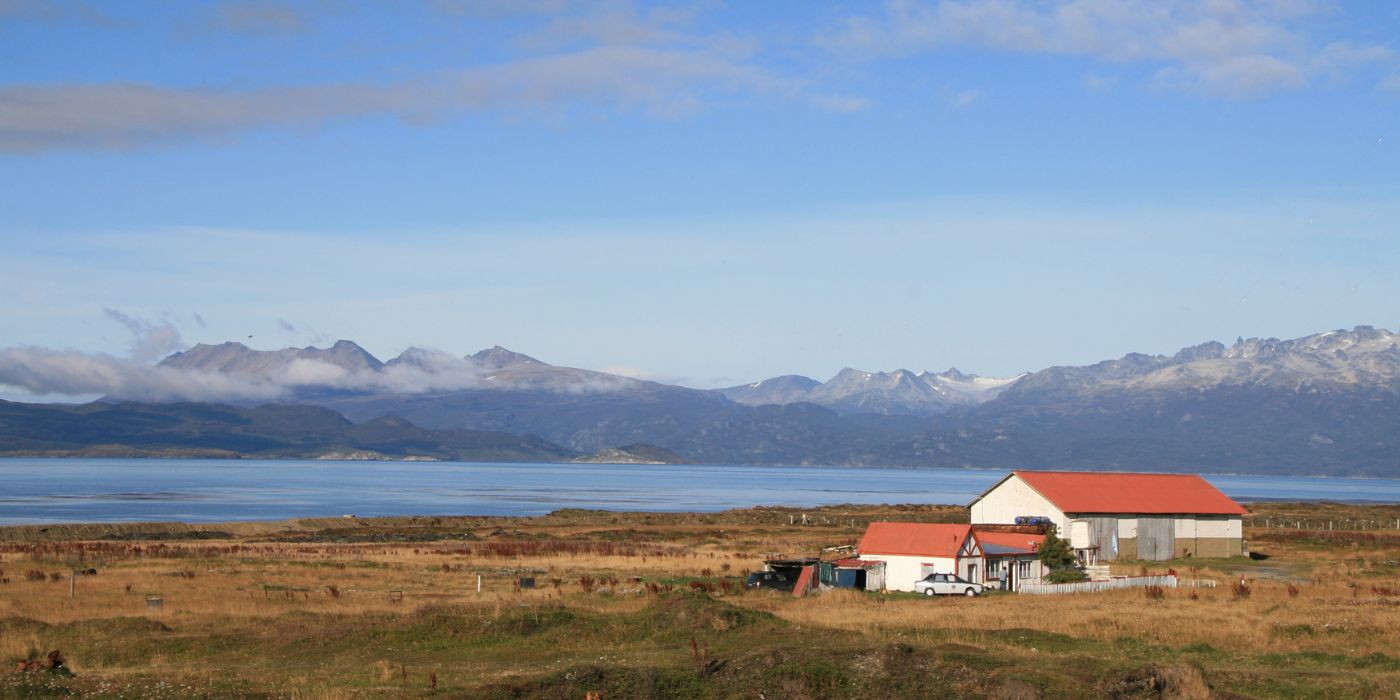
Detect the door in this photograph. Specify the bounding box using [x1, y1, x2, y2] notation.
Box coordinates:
[1137, 516, 1176, 561]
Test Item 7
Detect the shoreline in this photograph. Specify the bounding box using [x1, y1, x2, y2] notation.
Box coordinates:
[5, 499, 1400, 539]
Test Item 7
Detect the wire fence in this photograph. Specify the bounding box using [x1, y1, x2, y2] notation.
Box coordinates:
[1245, 518, 1400, 531]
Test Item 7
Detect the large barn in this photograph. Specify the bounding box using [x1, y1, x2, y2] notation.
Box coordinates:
[856, 522, 983, 592]
[969, 471, 1247, 562]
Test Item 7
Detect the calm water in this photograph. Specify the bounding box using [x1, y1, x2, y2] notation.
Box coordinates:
[1, 459, 1398, 525]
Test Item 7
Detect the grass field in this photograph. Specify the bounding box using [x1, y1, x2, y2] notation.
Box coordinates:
[2, 502, 1399, 699]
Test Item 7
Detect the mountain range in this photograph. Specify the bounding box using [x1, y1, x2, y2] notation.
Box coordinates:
[5, 326, 1400, 475]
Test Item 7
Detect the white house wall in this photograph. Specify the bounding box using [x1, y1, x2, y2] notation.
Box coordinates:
[1118, 517, 1138, 539]
[1175, 517, 1198, 539]
[860, 554, 956, 592]
[970, 474, 1067, 531]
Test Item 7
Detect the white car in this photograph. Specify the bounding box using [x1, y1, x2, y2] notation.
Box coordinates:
[914, 573, 984, 597]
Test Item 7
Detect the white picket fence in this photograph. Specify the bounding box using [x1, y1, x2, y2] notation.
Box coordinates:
[1018, 574, 1178, 595]
[1177, 578, 1218, 589]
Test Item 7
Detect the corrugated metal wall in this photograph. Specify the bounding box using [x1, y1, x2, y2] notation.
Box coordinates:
[1086, 517, 1120, 559]
[1136, 516, 1176, 560]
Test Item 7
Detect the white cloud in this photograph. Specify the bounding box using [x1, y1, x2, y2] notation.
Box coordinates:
[0, 347, 286, 402]
[821, 0, 1396, 98]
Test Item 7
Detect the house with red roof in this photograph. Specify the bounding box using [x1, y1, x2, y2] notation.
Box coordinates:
[969, 471, 1247, 562]
[856, 522, 983, 592]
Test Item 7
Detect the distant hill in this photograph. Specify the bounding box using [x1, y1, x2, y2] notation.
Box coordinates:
[0, 400, 573, 462]
[7, 326, 1400, 475]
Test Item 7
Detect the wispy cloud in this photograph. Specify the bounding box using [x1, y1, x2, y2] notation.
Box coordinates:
[0, 0, 110, 26]
[102, 308, 184, 362]
[1083, 72, 1118, 91]
[821, 0, 1395, 98]
[0, 46, 856, 153]
[948, 88, 982, 109]
[0, 2, 861, 153]
[207, 1, 308, 36]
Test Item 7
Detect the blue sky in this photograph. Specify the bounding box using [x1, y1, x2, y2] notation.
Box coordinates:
[2, 0, 1399, 393]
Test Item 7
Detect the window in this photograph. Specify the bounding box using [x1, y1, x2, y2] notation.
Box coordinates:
[987, 560, 1001, 576]
[1017, 560, 1033, 578]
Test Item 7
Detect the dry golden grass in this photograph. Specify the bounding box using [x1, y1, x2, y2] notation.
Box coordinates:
[0, 503, 1397, 698]
[751, 576, 1400, 656]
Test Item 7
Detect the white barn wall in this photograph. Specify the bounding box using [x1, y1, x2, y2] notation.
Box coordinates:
[970, 474, 1067, 531]
[1195, 517, 1227, 537]
[1118, 518, 1138, 539]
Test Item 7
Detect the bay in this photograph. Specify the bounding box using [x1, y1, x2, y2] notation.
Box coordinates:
[1, 458, 1398, 525]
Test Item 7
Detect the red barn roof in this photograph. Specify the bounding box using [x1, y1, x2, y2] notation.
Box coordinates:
[1010, 471, 1247, 515]
[858, 522, 974, 557]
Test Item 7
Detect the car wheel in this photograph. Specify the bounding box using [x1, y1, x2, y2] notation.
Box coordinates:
[964, 588, 976, 597]
[923, 588, 936, 596]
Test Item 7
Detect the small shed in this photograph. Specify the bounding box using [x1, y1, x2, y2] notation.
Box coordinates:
[829, 557, 886, 592]
[762, 557, 820, 582]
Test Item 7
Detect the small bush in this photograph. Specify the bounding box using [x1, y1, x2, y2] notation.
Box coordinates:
[1286, 583, 1300, 598]
[1144, 585, 1165, 600]
[1046, 568, 1087, 583]
[1231, 580, 1251, 600]
[24, 571, 44, 582]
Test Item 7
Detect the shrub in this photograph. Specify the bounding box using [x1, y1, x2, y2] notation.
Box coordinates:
[1144, 585, 1165, 600]
[1037, 527, 1077, 571]
[1046, 568, 1088, 584]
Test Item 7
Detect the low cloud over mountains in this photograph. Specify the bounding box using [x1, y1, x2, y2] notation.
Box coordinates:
[5, 325, 1400, 475]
